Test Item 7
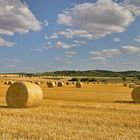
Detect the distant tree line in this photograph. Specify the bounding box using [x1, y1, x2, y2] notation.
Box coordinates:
[69, 77, 97, 82]
[17, 70, 140, 79]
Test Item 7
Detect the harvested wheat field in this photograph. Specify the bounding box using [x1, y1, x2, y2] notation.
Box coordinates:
[1, 79, 140, 140]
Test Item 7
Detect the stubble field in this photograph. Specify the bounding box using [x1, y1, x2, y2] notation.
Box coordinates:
[0, 77, 140, 140]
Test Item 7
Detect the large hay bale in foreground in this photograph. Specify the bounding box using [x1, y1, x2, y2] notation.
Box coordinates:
[131, 86, 140, 103]
[129, 83, 136, 88]
[6, 82, 43, 108]
[47, 82, 55, 88]
[76, 82, 83, 88]
[58, 81, 64, 87]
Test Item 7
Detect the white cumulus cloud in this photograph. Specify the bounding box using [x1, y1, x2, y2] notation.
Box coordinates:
[57, 0, 134, 39]
[90, 45, 140, 60]
[124, 0, 140, 16]
[4, 58, 21, 63]
[56, 41, 71, 49]
[65, 51, 77, 55]
[43, 42, 52, 50]
[113, 37, 120, 42]
[65, 50, 77, 58]
[0, 0, 41, 36]
[49, 33, 59, 39]
[134, 36, 140, 43]
[57, 29, 95, 39]
[0, 37, 15, 47]
[44, 20, 49, 27]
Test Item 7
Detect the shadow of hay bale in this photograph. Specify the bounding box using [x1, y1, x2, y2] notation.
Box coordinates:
[115, 100, 135, 104]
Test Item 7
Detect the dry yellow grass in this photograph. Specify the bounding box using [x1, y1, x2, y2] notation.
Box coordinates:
[0, 79, 140, 140]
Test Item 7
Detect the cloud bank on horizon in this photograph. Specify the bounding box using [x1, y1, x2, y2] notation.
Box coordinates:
[0, 0, 140, 72]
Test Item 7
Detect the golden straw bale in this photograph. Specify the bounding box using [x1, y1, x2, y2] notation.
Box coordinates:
[129, 83, 136, 88]
[8, 81, 14, 85]
[123, 82, 127, 87]
[131, 86, 140, 103]
[55, 82, 58, 85]
[4, 81, 8, 85]
[58, 81, 64, 87]
[72, 82, 76, 84]
[6, 82, 43, 108]
[35, 81, 40, 85]
[47, 82, 55, 88]
[66, 81, 70, 85]
[76, 82, 83, 88]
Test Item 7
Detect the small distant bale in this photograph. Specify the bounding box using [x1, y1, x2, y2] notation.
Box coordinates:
[129, 83, 136, 88]
[6, 82, 43, 108]
[4, 81, 8, 85]
[131, 86, 140, 103]
[47, 82, 55, 88]
[66, 81, 70, 85]
[55, 81, 58, 85]
[58, 81, 64, 87]
[8, 81, 14, 85]
[72, 82, 76, 84]
[69, 82, 72, 84]
[123, 82, 127, 87]
[35, 81, 40, 85]
[76, 82, 83, 88]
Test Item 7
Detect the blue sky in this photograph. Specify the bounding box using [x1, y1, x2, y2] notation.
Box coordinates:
[0, 0, 140, 73]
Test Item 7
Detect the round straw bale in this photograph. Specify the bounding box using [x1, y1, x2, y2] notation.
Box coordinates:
[131, 86, 140, 103]
[8, 81, 14, 85]
[76, 82, 83, 88]
[55, 81, 58, 85]
[4, 81, 8, 85]
[58, 81, 64, 87]
[72, 82, 76, 84]
[47, 82, 55, 88]
[6, 82, 43, 108]
[129, 83, 136, 88]
[123, 82, 127, 87]
[66, 81, 70, 85]
[35, 81, 40, 85]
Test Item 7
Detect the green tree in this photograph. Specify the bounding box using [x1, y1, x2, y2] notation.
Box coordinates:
[122, 76, 127, 82]
[137, 75, 140, 80]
